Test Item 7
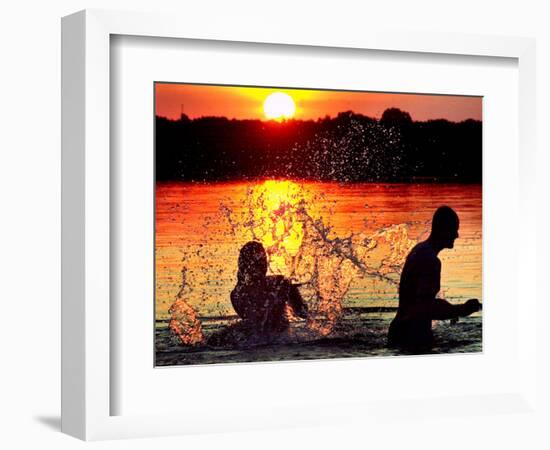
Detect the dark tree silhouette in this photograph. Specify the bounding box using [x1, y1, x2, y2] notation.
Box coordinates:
[380, 108, 413, 127]
[155, 110, 481, 183]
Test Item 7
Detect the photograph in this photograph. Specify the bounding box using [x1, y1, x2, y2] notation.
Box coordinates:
[154, 83, 483, 366]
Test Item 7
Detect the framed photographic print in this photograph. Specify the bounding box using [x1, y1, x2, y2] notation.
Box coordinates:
[153, 83, 483, 367]
[62, 9, 537, 441]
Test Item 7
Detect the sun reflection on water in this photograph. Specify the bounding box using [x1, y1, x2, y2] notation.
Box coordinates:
[248, 180, 310, 275]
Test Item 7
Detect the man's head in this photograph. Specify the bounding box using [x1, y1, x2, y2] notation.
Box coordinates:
[430, 206, 459, 249]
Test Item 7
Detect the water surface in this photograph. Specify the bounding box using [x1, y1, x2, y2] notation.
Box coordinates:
[155, 181, 482, 365]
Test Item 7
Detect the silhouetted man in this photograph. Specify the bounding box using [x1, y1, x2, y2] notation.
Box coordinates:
[388, 206, 481, 352]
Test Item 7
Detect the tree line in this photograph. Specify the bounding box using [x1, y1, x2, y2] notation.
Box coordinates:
[155, 108, 482, 183]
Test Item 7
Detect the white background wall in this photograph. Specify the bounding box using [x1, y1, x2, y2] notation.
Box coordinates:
[0, 1, 548, 448]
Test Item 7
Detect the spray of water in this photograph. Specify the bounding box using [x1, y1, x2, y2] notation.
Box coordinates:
[167, 117, 427, 344]
[168, 267, 204, 345]
[168, 180, 426, 344]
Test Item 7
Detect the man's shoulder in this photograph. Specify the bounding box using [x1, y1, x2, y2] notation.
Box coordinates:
[408, 241, 440, 266]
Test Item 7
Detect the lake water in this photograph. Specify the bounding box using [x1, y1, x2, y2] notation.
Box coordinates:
[155, 181, 482, 365]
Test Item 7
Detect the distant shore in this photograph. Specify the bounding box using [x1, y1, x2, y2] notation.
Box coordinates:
[155, 111, 482, 183]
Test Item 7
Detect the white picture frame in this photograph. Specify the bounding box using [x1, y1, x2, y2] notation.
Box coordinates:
[61, 9, 537, 441]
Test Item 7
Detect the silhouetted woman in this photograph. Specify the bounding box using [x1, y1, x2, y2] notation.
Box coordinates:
[231, 241, 308, 333]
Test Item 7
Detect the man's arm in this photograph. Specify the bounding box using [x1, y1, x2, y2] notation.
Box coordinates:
[429, 298, 481, 320]
[408, 297, 480, 320]
[410, 255, 480, 319]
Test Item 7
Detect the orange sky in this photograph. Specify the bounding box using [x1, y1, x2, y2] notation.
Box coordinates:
[155, 83, 482, 122]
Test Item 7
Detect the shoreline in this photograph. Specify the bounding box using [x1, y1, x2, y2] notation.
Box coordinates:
[155, 312, 483, 367]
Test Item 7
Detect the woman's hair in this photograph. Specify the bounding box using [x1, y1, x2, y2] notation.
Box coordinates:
[237, 241, 268, 282]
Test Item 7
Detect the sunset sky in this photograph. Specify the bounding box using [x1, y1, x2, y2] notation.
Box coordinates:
[155, 83, 482, 122]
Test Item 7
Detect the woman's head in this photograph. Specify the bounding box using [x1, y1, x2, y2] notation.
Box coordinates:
[237, 241, 268, 282]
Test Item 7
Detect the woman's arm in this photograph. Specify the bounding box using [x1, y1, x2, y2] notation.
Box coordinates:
[287, 283, 308, 319]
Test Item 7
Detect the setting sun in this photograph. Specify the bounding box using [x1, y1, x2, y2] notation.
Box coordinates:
[263, 92, 296, 121]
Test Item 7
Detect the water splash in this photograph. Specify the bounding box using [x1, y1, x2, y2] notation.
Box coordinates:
[223, 180, 422, 336]
[168, 267, 204, 345]
[167, 180, 427, 345]
[286, 114, 407, 181]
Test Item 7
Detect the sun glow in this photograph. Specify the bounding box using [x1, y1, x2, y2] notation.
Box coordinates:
[249, 180, 307, 274]
[263, 92, 296, 121]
